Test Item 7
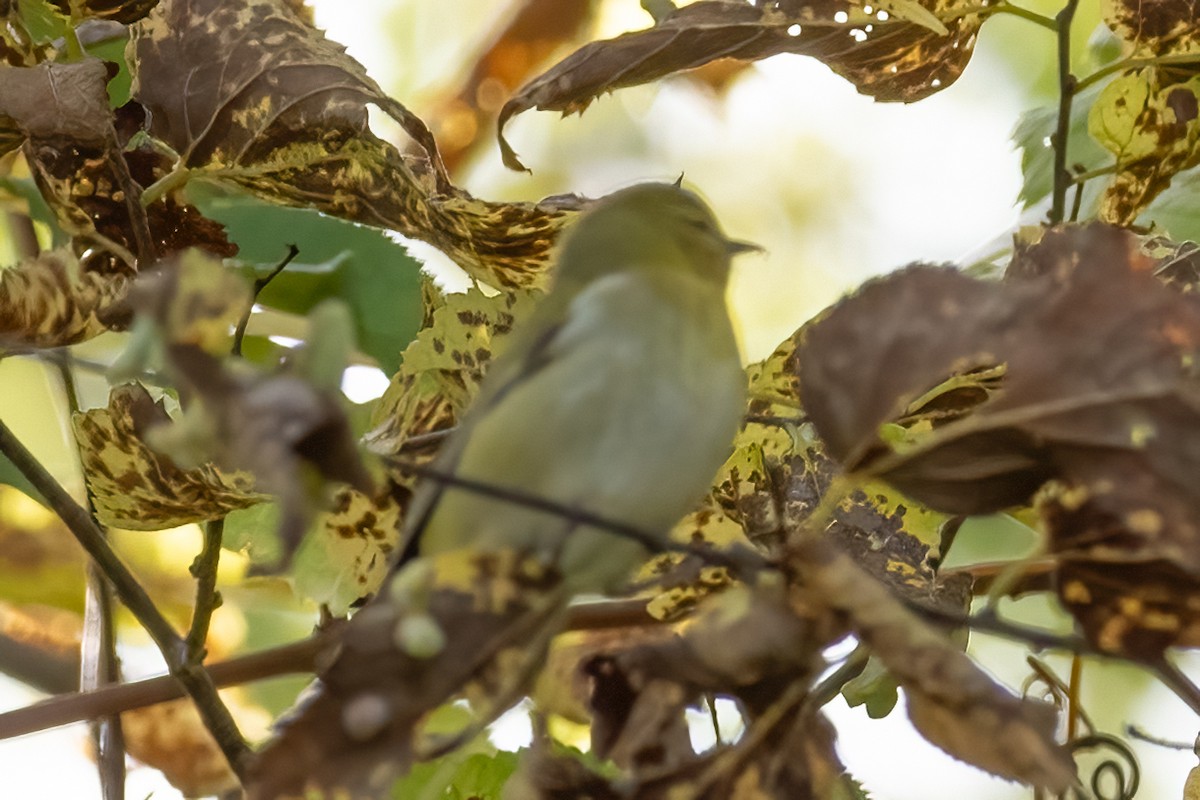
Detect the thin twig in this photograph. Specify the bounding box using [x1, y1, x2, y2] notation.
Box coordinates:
[389, 458, 770, 579]
[0, 635, 330, 740]
[1074, 52, 1200, 95]
[56, 355, 126, 799]
[186, 519, 225, 660]
[1048, 0, 1080, 225]
[0, 598, 654, 739]
[0, 420, 252, 777]
[232, 244, 300, 358]
[991, 1, 1057, 30]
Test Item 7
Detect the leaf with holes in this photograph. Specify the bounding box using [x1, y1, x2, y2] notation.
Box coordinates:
[498, 0, 987, 170]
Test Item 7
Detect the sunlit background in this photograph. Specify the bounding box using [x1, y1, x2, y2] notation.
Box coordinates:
[3, 0, 1199, 797]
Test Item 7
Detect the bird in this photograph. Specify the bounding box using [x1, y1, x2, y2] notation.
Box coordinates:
[247, 181, 753, 798]
[405, 180, 753, 591]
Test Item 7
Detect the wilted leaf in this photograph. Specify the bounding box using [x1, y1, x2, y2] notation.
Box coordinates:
[791, 538, 1077, 790]
[73, 383, 266, 530]
[0, 59, 110, 146]
[498, 0, 985, 170]
[123, 689, 272, 797]
[0, 248, 128, 349]
[799, 224, 1200, 656]
[129, 0, 580, 288]
[426, 0, 594, 172]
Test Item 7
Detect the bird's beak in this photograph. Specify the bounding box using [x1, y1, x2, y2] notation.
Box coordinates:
[725, 238, 764, 256]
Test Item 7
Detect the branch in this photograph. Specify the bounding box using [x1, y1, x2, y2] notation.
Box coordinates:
[391, 458, 770, 579]
[1048, 0, 1080, 225]
[232, 245, 299, 357]
[186, 519, 224, 660]
[0, 599, 655, 739]
[0, 420, 252, 777]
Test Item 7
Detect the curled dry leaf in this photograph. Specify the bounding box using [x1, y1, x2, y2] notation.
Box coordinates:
[799, 223, 1200, 656]
[73, 383, 266, 530]
[247, 549, 565, 800]
[129, 0, 582, 288]
[498, 0, 985, 170]
[0, 249, 129, 350]
[791, 538, 1077, 791]
[0, 59, 110, 146]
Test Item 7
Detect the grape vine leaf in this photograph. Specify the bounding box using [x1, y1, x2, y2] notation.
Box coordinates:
[128, 0, 581, 288]
[498, 0, 987, 170]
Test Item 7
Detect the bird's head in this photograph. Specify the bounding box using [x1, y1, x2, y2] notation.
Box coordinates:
[555, 183, 758, 288]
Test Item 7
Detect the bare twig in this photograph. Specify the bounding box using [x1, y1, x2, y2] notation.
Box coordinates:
[0, 420, 252, 777]
[232, 244, 299, 357]
[186, 519, 225, 660]
[390, 457, 770, 579]
[56, 355, 125, 799]
[1047, 0, 1080, 225]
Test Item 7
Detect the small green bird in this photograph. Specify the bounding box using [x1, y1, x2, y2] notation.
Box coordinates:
[248, 183, 753, 798]
[409, 181, 753, 590]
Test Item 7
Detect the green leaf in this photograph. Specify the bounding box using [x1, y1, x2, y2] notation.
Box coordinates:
[194, 188, 422, 374]
[390, 750, 520, 800]
[1012, 83, 1108, 209]
[17, 0, 72, 45]
[841, 656, 900, 719]
[223, 501, 283, 565]
[84, 34, 133, 108]
[0, 452, 47, 506]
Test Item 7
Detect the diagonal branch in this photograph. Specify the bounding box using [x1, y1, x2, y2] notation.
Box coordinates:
[0, 420, 252, 778]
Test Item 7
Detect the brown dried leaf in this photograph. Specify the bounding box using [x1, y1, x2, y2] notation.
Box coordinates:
[129, 0, 580, 288]
[498, 0, 984, 170]
[799, 224, 1200, 657]
[123, 689, 271, 797]
[73, 383, 266, 530]
[48, 0, 161, 24]
[793, 538, 1077, 790]
[0, 59, 110, 145]
[0, 248, 128, 349]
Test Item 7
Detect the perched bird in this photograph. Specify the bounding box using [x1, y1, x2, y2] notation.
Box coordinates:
[248, 182, 753, 798]
[407, 181, 753, 590]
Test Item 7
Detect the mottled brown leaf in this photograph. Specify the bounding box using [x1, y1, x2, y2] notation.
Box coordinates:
[129, 0, 581, 288]
[0, 248, 128, 349]
[800, 224, 1200, 656]
[48, 0, 160, 23]
[1089, 70, 1200, 224]
[792, 538, 1077, 790]
[498, 0, 983, 170]
[73, 383, 266, 530]
[1103, 0, 1200, 55]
